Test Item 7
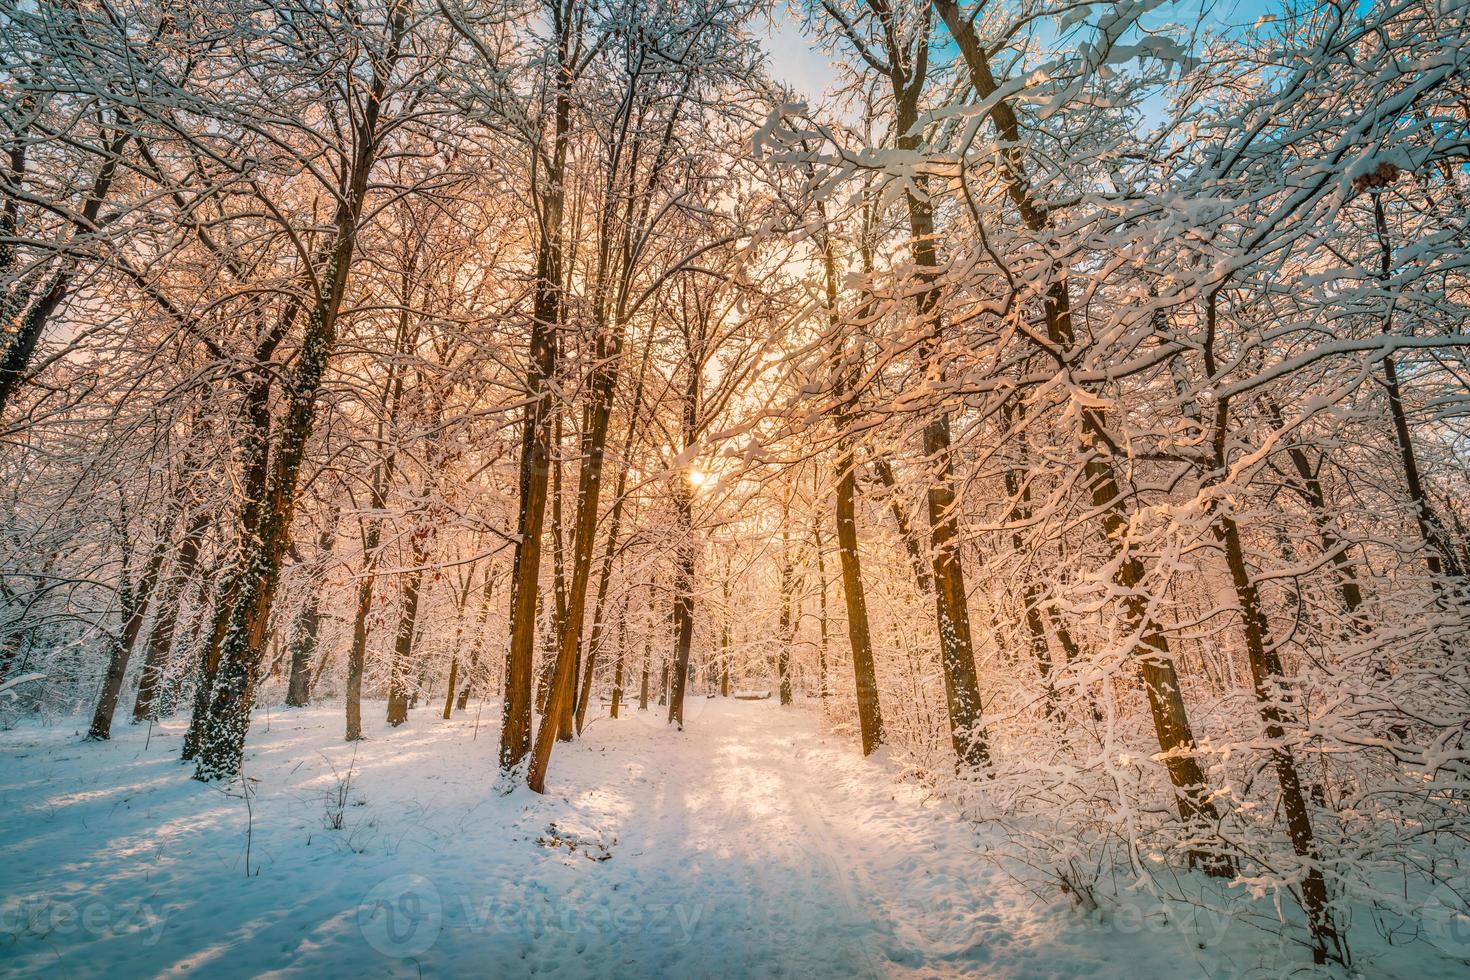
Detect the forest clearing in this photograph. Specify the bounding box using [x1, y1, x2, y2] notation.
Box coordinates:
[3, 0, 1470, 974]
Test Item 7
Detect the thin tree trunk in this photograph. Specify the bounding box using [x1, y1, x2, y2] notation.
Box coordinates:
[640, 626, 651, 710]
[934, 2, 1224, 838]
[819, 204, 884, 750]
[385, 540, 426, 727]
[777, 521, 795, 707]
[719, 563, 732, 698]
[814, 520, 830, 701]
[285, 513, 337, 708]
[457, 571, 495, 711]
[552, 341, 647, 757]
[611, 597, 627, 719]
[1372, 194, 1463, 585]
[88, 527, 168, 740]
[1218, 513, 1339, 963]
[500, 37, 572, 772]
[666, 482, 696, 726]
[134, 509, 208, 721]
[0, 126, 131, 419]
[1001, 403, 1060, 719]
[666, 350, 700, 728]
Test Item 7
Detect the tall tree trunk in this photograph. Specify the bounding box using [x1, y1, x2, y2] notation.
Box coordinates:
[777, 522, 795, 707]
[538, 331, 644, 776]
[285, 513, 337, 708]
[385, 541, 426, 726]
[191, 9, 405, 781]
[1001, 404, 1060, 719]
[550, 410, 575, 740]
[88, 525, 169, 740]
[134, 509, 208, 721]
[666, 351, 701, 728]
[640, 626, 651, 710]
[853, 11, 992, 766]
[344, 343, 415, 740]
[456, 571, 495, 711]
[182, 366, 277, 761]
[344, 557, 378, 742]
[901, 166, 989, 768]
[935, 2, 1225, 837]
[1372, 194, 1463, 585]
[0, 125, 131, 419]
[1218, 513, 1339, 963]
[814, 520, 830, 701]
[611, 597, 627, 719]
[819, 207, 884, 751]
[500, 30, 572, 773]
[439, 564, 478, 718]
[719, 563, 732, 698]
[666, 482, 696, 726]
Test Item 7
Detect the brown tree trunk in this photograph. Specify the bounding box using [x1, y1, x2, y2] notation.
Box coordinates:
[134, 509, 209, 721]
[640, 627, 651, 710]
[285, 514, 336, 708]
[819, 205, 884, 750]
[550, 411, 574, 741]
[182, 365, 277, 761]
[720, 565, 732, 698]
[457, 571, 496, 711]
[1001, 404, 1060, 719]
[193, 10, 407, 781]
[500, 39, 572, 772]
[777, 522, 795, 707]
[934, 2, 1227, 830]
[901, 177, 989, 767]
[344, 555, 378, 742]
[88, 527, 168, 740]
[666, 348, 700, 727]
[0, 125, 131, 419]
[1373, 195, 1462, 585]
[814, 520, 830, 701]
[666, 482, 696, 727]
[611, 598, 627, 719]
[385, 541, 426, 727]
[1218, 513, 1339, 963]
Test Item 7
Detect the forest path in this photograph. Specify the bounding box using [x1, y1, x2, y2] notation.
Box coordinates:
[1, 697, 1179, 978]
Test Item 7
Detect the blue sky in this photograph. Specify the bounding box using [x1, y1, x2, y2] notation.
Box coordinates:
[756, 0, 1285, 104]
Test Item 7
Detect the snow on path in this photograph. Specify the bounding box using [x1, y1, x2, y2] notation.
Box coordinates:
[0, 698, 1396, 978]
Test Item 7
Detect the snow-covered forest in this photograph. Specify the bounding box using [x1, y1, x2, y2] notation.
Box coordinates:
[2, 0, 1469, 974]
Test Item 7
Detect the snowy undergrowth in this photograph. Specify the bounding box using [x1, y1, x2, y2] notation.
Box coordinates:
[3, 698, 1467, 978]
[861, 682, 1470, 980]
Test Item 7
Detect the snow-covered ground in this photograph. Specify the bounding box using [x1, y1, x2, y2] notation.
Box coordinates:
[0, 698, 1462, 978]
